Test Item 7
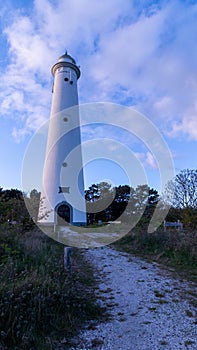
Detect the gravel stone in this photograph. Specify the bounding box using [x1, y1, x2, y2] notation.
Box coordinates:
[70, 246, 197, 350]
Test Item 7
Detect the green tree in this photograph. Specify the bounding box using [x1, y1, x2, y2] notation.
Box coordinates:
[24, 189, 41, 223]
[0, 188, 36, 230]
[86, 182, 114, 223]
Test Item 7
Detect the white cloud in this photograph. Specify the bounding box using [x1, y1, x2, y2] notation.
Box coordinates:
[85, 1, 197, 141]
[170, 102, 197, 140]
[145, 151, 157, 169]
[0, 0, 197, 142]
[0, 0, 135, 139]
[153, 96, 176, 118]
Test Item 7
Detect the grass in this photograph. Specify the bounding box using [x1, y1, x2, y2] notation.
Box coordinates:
[0, 224, 105, 349]
[113, 224, 197, 282]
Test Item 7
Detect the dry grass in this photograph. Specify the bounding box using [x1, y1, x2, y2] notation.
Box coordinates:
[0, 224, 105, 349]
[113, 224, 197, 282]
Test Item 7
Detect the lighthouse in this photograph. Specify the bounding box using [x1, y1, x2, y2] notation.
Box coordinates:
[39, 52, 86, 226]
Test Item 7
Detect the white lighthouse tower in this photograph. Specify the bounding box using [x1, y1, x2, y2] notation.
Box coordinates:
[39, 52, 86, 226]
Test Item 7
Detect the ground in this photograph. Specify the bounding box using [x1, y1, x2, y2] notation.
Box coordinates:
[70, 246, 197, 350]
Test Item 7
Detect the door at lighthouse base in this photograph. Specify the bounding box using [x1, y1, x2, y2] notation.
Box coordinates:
[57, 203, 71, 225]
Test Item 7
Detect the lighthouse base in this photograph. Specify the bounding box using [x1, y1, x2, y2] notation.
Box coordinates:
[38, 200, 86, 226]
[55, 201, 86, 226]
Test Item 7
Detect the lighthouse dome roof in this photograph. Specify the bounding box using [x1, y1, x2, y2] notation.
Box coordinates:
[58, 52, 76, 64]
[51, 51, 80, 78]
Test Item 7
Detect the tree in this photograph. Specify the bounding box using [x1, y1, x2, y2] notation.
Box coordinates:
[0, 188, 23, 222]
[165, 169, 197, 228]
[114, 185, 131, 203]
[109, 185, 133, 222]
[24, 189, 41, 223]
[0, 188, 23, 201]
[85, 184, 100, 223]
[120, 185, 159, 224]
[166, 169, 197, 209]
[175, 169, 197, 208]
[145, 188, 159, 218]
[85, 183, 160, 224]
[85, 182, 114, 223]
[0, 188, 36, 230]
[85, 184, 99, 202]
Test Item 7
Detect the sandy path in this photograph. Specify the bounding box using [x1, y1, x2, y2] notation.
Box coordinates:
[71, 246, 197, 350]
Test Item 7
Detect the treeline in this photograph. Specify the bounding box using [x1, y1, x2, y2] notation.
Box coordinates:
[85, 183, 159, 224]
[0, 184, 160, 227]
[86, 169, 197, 229]
[0, 168, 196, 229]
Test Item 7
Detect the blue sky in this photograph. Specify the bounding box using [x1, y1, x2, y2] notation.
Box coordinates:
[0, 0, 197, 192]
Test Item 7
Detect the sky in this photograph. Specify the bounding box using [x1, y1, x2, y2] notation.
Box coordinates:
[0, 0, 197, 193]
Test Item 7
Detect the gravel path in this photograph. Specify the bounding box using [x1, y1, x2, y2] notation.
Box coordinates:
[71, 246, 197, 350]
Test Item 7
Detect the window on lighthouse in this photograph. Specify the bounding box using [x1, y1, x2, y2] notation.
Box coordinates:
[64, 69, 75, 84]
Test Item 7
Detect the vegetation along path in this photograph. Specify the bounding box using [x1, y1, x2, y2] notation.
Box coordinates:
[71, 246, 197, 350]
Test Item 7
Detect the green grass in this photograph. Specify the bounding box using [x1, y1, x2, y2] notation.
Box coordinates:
[0, 224, 105, 349]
